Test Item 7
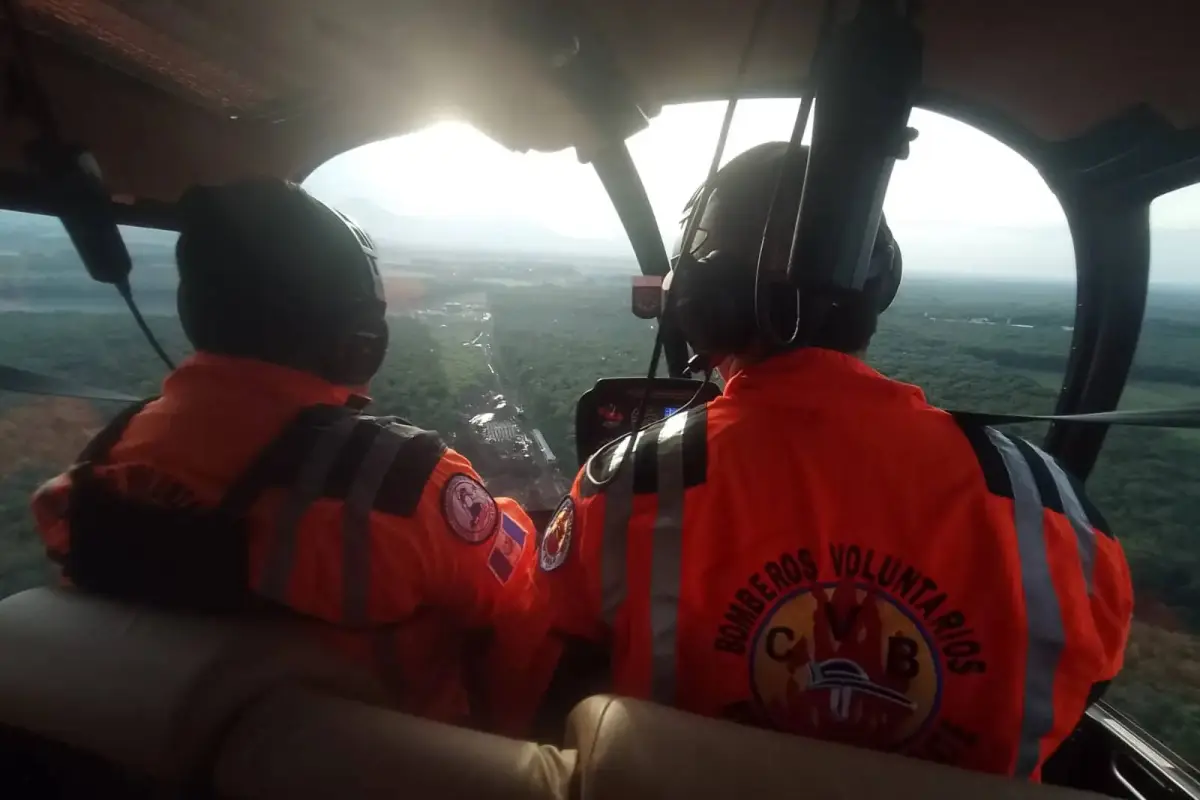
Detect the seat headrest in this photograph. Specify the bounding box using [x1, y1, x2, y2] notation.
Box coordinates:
[0, 588, 387, 782]
[215, 686, 576, 800]
[567, 696, 1110, 800]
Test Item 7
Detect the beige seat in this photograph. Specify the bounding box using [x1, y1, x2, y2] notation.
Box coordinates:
[0, 587, 388, 783]
[214, 686, 574, 800]
[0, 587, 1109, 800]
[0, 587, 575, 799]
[567, 695, 1112, 800]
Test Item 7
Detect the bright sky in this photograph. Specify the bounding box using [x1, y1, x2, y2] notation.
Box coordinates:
[304, 99, 1200, 280]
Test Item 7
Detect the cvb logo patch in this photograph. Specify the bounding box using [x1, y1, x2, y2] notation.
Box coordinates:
[750, 582, 941, 750]
[487, 514, 528, 584]
[713, 545, 988, 766]
[539, 496, 574, 572]
[442, 473, 499, 544]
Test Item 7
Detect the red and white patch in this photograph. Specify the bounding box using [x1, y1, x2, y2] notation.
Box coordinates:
[539, 496, 574, 572]
[441, 473, 499, 544]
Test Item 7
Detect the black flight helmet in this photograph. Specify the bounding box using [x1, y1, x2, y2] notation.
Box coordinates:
[669, 142, 901, 357]
[175, 178, 389, 386]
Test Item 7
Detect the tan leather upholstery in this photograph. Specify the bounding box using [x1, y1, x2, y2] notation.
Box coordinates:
[216, 686, 575, 800]
[0, 588, 1110, 800]
[0, 587, 576, 800]
[567, 695, 1111, 800]
[0, 588, 387, 782]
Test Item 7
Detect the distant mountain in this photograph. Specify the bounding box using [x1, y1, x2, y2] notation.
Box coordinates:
[879, 223, 1200, 284]
[0, 210, 176, 247]
[332, 196, 633, 260]
[328, 200, 1200, 283]
[0, 210, 63, 235]
[0, 199, 1194, 282]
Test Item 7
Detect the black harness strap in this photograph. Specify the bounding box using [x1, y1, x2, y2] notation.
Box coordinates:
[64, 400, 356, 614]
[74, 396, 158, 465]
[217, 404, 358, 515]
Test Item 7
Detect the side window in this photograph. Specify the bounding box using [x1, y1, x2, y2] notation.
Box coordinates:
[305, 124, 651, 500]
[630, 101, 1076, 439]
[0, 214, 182, 600]
[875, 112, 1075, 444]
[1092, 183, 1200, 765]
[482, 103, 1079, 471]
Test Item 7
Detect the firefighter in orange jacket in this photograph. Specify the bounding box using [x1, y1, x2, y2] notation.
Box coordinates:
[31, 178, 543, 735]
[534, 142, 1133, 777]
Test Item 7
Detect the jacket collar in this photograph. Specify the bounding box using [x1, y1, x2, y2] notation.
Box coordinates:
[159, 352, 362, 413]
[720, 347, 927, 410]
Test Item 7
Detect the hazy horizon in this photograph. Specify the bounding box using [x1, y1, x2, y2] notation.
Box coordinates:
[303, 99, 1200, 285]
[0, 99, 1193, 287]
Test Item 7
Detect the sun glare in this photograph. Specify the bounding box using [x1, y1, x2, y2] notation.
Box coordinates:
[308, 101, 1081, 245]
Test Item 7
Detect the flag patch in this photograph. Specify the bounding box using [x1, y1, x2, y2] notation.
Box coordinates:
[501, 513, 527, 547]
[488, 513, 527, 584]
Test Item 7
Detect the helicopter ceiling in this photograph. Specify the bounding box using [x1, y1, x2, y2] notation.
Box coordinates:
[0, 0, 1194, 205]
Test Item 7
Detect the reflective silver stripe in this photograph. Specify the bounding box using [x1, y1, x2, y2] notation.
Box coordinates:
[649, 410, 690, 706]
[341, 426, 411, 626]
[258, 415, 358, 602]
[600, 432, 640, 625]
[985, 428, 1065, 778]
[1026, 443, 1096, 595]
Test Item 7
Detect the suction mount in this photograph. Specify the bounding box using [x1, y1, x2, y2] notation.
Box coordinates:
[772, 0, 923, 347]
[2, 0, 174, 370]
[3, 0, 130, 288]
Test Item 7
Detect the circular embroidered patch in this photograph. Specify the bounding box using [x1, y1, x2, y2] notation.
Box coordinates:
[441, 473, 499, 544]
[540, 496, 574, 572]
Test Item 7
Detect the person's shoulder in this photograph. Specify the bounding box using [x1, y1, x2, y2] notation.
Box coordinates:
[954, 425, 1115, 539]
[336, 413, 450, 518]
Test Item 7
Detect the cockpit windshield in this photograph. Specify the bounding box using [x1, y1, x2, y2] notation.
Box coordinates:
[0, 99, 1197, 765]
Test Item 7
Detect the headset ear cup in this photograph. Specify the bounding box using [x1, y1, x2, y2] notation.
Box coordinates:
[875, 240, 902, 313]
[871, 215, 902, 313]
[327, 315, 389, 386]
[671, 256, 758, 357]
[360, 315, 390, 380]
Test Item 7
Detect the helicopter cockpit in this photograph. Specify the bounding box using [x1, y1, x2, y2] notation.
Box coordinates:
[0, 0, 1198, 798]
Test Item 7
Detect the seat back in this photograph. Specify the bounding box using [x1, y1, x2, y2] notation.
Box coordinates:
[4, 587, 1108, 800]
[567, 695, 1113, 800]
[0, 587, 576, 800]
[0, 588, 386, 784]
[214, 686, 575, 800]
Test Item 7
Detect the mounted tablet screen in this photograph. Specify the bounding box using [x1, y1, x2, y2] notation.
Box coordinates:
[574, 377, 722, 466]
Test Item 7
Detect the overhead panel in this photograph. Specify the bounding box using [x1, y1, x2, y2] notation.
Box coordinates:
[20, 0, 271, 114]
[0, 0, 1192, 202]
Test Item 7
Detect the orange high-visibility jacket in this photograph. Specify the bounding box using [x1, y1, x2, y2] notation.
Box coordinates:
[31, 353, 547, 734]
[536, 347, 1133, 778]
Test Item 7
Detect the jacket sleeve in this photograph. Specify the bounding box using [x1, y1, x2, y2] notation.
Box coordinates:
[1041, 464, 1133, 694]
[974, 430, 1134, 698]
[510, 470, 614, 741]
[30, 472, 72, 572]
[365, 447, 558, 735]
[532, 468, 610, 644]
[1092, 532, 1133, 680]
[1074, 495, 1133, 682]
[367, 447, 542, 628]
